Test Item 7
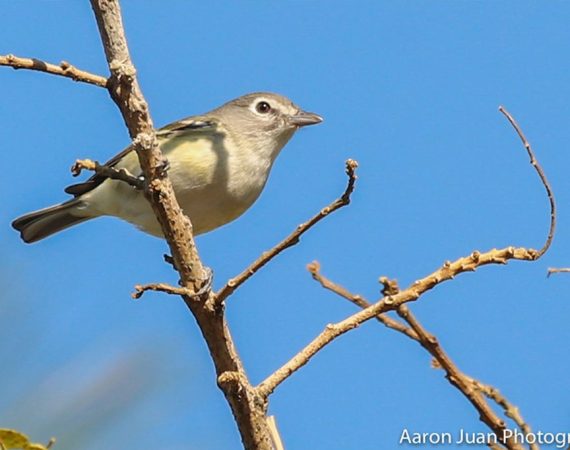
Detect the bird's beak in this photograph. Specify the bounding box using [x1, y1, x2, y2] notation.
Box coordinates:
[289, 110, 323, 127]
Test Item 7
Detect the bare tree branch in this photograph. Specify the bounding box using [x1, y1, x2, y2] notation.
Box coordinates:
[88, 1, 273, 449]
[306, 262, 534, 450]
[132, 283, 193, 299]
[467, 377, 538, 450]
[257, 107, 555, 402]
[71, 158, 143, 190]
[266, 416, 285, 450]
[499, 106, 555, 257]
[89, 0, 209, 293]
[213, 159, 358, 308]
[307, 261, 417, 339]
[3, 6, 555, 449]
[396, 305, 526, 450]
[546, 267, 570, 277]
[257, 247, 540, 398]
[0, 54, 107, 87]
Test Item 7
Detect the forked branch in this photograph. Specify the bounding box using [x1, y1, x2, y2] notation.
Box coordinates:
[304, 263, 534, 450]
[257, 107, 555, 406]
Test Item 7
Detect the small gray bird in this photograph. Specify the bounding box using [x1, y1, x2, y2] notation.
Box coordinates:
[12, 92, 322, 243]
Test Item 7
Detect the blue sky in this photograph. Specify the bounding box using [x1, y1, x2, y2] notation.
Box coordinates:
[1, 2, 569, 449]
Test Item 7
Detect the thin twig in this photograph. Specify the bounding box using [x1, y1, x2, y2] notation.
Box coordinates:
[71, 158, 144, 189]
[0, 54, 108, 87]
[307, 261, 417, 340]
[212, 159, 358, 308]
[468, 377, 538, 450]
[132, 283, 193, 299]
[257, 108, 555, 399]
[499, 106, 555, 257]
[546, 267, 570, 278]
[266, 416, 285, 450]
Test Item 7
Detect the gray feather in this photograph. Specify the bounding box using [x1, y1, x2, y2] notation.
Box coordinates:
[12, 200, 93, 243]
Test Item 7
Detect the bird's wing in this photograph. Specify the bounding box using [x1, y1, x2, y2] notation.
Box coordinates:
[156, 116, 217, 139]
[64, 116, 218, 197]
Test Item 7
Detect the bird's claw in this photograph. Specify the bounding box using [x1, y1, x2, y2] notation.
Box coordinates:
[179, 267, 214, 299]
[195, 267, 214, 298]
[158, 158, 170, 177]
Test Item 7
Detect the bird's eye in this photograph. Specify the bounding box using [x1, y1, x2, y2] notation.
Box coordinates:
[255, 101, 271, 114]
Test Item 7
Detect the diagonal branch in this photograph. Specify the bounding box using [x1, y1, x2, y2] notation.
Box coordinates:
[0, 54, 108, 87]
[257, 107, 555, 399]
[307, 261, 417, 339]
[467, 377, 538, 450]
[212, 159, 358, 307]
[396, 305, 527, 450]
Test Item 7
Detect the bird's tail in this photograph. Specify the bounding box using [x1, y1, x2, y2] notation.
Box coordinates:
[12, 199, 95, 243]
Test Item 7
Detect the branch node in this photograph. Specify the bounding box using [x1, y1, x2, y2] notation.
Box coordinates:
[325, 323, 337, 332]
[307, 260, 320, 276]
[547, 267, 570, 277]
[379, 276, 400, 296]
[163, 254, 175, 267]
[217, 371, 246, 392]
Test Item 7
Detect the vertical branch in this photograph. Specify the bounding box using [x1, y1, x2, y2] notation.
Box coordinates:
[88, 2, 273, 449]
[89, 0, 208, 291]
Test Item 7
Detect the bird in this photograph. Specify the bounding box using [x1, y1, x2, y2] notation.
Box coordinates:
[12, 92, 322, 243]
